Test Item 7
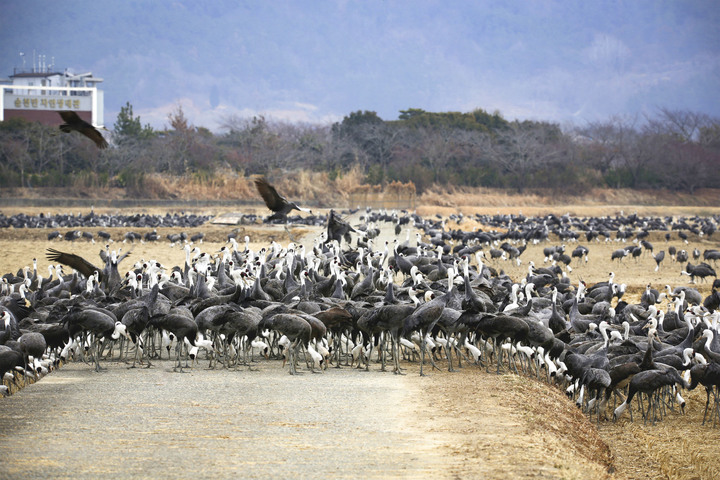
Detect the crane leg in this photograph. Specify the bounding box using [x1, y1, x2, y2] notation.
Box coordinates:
[379, 337, 387, 372]
[455, 336, 463, 369]
[184, 343, 192, 369]
[365, 343, 372, 371]
[80, 333, 92, 366]
[509, 342, 520, 374]
[129, 338, 140, 368]
[392, 334, 405, 375]
[427, 342, 441, 373]
[141, 333, 153, 368]
[94, 340, 103, 372]
[174, 342, 186, 373]
[446, 338, 454, 372]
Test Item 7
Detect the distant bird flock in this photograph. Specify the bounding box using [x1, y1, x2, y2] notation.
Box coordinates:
[1, 206, 720, 428]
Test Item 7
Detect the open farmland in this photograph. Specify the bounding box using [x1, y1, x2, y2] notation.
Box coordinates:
[1, 203, 720, 479]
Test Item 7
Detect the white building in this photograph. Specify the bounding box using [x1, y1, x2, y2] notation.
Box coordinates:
[1, 63, 104, 127]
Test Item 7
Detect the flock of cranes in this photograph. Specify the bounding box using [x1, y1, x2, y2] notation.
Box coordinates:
[1, 197, 720, 428]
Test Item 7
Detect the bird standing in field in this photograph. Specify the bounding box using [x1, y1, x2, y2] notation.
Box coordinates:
[254, 177, 312, 222]
[57, 111, 108, 149]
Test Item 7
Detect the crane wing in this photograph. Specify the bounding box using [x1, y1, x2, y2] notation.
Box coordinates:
[45, 248, 102, 279]
[79, 126, 109, 149]
[116, 249, 132, 264]
[254, 177, 286, 212]
[57, 111, 108, 149]
[328, 210, 356, 234]
[58, 110, 83, 124]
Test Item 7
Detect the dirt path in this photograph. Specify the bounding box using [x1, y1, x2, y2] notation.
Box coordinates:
[0, 357, 616, 480]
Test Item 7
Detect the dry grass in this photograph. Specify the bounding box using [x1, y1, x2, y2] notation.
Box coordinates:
[332, 165, 366, 197]
[599, 414, 720, 480]
[4, 172, 719, 213]
[414, 364, 613, 479]
[144, 170, 257, 200]
[417, 186, 720, 213]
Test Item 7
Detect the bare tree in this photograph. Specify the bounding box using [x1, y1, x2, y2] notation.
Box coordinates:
[418, 127, 454, 183]
[648, 108, 713, 143]
[699, 122, 720, 148]
[660, 141, 720, 193]
[219, 115, 277, 172]
[0, 138, 30, 187]
[575, 118, 627, 175]
[490, 122, 561, 191]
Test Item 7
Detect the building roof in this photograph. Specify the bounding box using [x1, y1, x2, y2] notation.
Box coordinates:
[9, 71, 63, 78]
[9, 70, 103, 82]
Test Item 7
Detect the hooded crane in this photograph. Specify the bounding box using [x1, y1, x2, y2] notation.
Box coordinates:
[259, 313, 312, 375]
[57, 111, 108, 149]
[682, 262, 717, 284]
[613, 368, 688, 423]
[147, 313, 198, 373]
[61, 307, 125, 372]
[688, 362, 720, 426]
[254, 177, 312, 222]
[403, 289, 454, 376]
[18, 332, 47, 380]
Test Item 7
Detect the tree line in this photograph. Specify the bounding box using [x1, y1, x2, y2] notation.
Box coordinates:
[1, 102, 718, 195]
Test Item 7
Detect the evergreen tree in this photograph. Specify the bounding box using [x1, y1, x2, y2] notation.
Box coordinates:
[113, 101, 154, 144]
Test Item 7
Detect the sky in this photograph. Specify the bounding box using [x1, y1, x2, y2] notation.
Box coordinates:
[1, 0, 718, 131]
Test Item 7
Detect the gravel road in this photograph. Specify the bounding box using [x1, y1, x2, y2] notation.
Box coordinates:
[0, 360, 448, 480]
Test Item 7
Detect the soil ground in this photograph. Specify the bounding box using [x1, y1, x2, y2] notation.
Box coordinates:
[1, 203, 720, 479]
[0, 357, 615, 480]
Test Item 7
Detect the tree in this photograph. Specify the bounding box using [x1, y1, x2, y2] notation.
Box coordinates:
[699, 123, 720, 148]
[332, 110, 384, 143]
[158, 104, 193, 174]
[0, 138, 30, 187]
[113, 101, 154, 145]
[489, 121, 561, 192]
[419, 127, 460, 184]
[332, 111, 408, 183]
[576, 115, 655, 188]
[648, 108, 712, 143]
[574, 119, 625, 175]
[220, 115, 278, 173]
[661, 142, 719, 193]
[612, 128, 652, 188]
[396, 107, 508, 132]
